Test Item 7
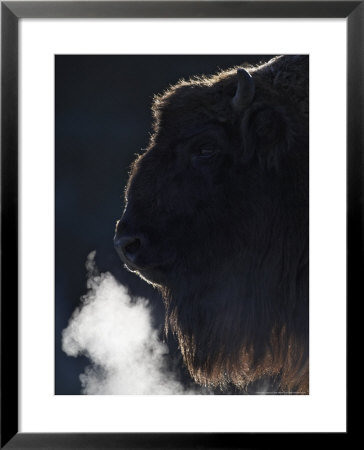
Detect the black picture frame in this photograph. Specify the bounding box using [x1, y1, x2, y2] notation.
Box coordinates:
[1, 1, 356, 447]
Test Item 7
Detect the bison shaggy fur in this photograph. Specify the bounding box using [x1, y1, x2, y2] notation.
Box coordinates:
[115, 55, 309, 394]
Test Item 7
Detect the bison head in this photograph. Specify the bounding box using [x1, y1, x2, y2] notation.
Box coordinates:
[114, 55, 309, 393]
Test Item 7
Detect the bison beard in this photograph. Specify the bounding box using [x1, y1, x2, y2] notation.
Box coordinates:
[115, 55, 309, 394]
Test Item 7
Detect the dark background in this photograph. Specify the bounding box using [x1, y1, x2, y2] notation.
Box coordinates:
[55, 55, 272, 394]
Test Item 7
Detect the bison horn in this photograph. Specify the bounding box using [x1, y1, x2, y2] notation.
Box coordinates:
[232, 68, 255, 113]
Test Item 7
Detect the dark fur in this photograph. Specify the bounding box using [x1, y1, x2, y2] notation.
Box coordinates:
[116, 56, 309, 393]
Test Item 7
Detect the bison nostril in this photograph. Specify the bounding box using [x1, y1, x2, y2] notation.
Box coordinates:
[124, 237, 141, 255]
[114, 235, 143, 264]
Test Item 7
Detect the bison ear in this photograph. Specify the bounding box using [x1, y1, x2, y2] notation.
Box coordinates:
[231, 68, 255, 113]
[240, 105, 290, 170]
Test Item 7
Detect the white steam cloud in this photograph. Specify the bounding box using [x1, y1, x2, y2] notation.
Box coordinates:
[62, 251, 199, 394]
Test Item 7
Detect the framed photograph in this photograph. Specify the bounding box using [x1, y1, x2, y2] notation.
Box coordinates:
[1, 1, 356, 447]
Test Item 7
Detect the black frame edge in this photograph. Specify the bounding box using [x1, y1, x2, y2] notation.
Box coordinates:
[3, 1, 362, 19]
[1, 2, 18, 448]
[347, 0, 363, 437]
[1, 0, 357, 448]
[0, 431, 354, 448]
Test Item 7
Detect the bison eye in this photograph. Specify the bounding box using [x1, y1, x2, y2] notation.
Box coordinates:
[196, 144, 218, 158]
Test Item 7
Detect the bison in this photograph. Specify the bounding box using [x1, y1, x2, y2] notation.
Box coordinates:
[114, 55, 309, 394]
